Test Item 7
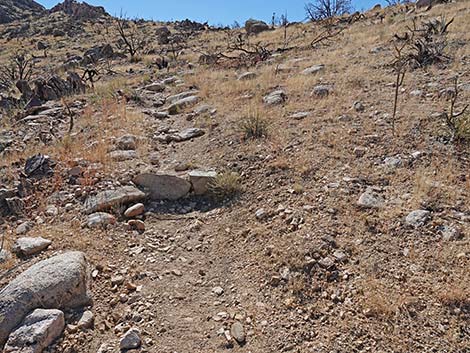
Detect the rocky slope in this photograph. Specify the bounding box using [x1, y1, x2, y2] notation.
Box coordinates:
[0, 0, 45, 24]
[0, 1, 469, 353]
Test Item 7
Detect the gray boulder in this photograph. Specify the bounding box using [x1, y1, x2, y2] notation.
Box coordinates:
[4, 309, 65, 353]
[84, 186, 146, 214]
[133, 173, 191, 200]
[311, 85, 331, 97]
[0, 252, 89, 347]
[263, 90, 287, 105]
[168, 96, 199, 115]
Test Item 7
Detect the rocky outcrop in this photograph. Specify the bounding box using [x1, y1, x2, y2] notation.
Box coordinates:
[16, 73, 86, 106]
[50, 0, 109, 20]
[0, 0, 45, 24]
[0, 252, 90, 347]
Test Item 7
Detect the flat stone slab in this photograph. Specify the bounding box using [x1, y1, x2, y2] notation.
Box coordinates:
[301, 64, 324, 75]
[4, 309, 65, 353]
[0, 252, 89, 347]
[143, 82, 165, 92]
[84, 186, 146, 214]
[133, 173, 191, 200]
[12, 237, 52, 257]
[168, 96, 199, 115]
[109, 150, 138, 162]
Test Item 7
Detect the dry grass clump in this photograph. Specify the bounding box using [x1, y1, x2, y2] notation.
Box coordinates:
[208, 171, 242, 200]
[438, 284, 470, 313]
[239, 111, 269, 139]
[359, 278, 415, 320]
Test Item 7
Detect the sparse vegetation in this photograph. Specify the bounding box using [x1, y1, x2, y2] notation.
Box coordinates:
[115, 12, 147, 61]
[0, 0, 469, 352]
[208, 171, 242, 199]
[305, 0, 353, 21]
[239, 111, 269, 139]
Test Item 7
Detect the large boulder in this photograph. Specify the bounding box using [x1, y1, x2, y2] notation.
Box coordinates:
[4, 309, 65, 353]
[84, 186, 146, 214]
[156, 26, 171, 45]
[245, 19, 270, 35]
[133, 173, 191, 200]
[0, 252, 89, 347]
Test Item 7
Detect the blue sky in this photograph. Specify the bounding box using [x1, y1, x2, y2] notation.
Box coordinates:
[37, 0, 386, 25]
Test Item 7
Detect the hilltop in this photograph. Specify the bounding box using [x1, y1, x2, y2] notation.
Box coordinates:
[0, 1, 469, 352]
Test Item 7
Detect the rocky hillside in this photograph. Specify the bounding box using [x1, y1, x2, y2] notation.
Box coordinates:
[0, 1, 469, 352]
[0, 0, 45, 24]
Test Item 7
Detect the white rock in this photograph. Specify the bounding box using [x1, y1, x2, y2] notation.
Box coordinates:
[302, 64, 324, 75]
[45, 205, 58, 217]
[12, 237, 51, 256]
[143, 82, 165, 92]
[212, 287, 224, 296]
[87, 212, 116, 228]
[357, 189, 384, 209]
[405, 210, 431, 227]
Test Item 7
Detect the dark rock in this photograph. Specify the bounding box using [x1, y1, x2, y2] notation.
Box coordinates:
[82, 44, 114, 65]
[245, 19, 270, 35]
[24, 154, 55, 179]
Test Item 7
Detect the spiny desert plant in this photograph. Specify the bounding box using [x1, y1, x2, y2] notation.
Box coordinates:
[239, 111, 269, 139]
[209, 171, 242, 199]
